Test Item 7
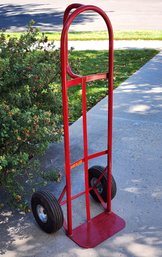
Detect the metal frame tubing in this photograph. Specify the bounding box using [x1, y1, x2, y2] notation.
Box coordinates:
[60, 4, 114, 236]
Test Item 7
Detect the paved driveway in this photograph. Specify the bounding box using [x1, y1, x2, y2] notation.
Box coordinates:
[0, 0, 162, 31]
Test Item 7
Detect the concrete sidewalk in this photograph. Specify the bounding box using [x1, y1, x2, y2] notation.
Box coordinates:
[54, 40, 162, 50]
[0, 52, 162, 257]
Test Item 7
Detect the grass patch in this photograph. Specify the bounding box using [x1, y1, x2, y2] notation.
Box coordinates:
[68, 49, 158, 122]
[3, 30, 162, 41]
[114, 30, 162, 40]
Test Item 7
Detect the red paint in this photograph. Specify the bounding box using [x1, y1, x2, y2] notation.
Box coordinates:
[60, 3, 125, 248]
[70, 212, 125, 248]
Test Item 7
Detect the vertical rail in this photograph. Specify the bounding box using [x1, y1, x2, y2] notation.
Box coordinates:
[107, 29, 114, 212]
[61, 30, 73, 237]
[82, 78, 91, 221]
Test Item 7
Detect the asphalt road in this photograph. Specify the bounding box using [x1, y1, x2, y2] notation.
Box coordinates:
[0, 0, 162, 32]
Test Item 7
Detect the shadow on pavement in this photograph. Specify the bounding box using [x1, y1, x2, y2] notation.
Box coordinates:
[0, 209, 162, 257]
[0, 4, 96, 32]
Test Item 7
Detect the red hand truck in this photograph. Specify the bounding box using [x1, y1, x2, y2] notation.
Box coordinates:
[31, 4, 125, 248]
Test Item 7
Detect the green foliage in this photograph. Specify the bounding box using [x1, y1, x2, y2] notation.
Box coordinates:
[41, 169, 62, 182]
[0, 21, 63, 209]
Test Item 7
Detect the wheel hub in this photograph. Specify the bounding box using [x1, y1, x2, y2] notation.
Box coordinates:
[36, 204, 48, 223]
[90, 177, 103, 194]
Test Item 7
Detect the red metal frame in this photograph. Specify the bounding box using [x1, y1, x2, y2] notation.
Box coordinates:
[59, 4, 125, 248]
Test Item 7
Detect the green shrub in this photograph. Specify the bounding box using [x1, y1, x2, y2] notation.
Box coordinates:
[0, 22, 63, 209]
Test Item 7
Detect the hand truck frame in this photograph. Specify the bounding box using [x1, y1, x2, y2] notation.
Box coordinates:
[31, 4, 125, 248]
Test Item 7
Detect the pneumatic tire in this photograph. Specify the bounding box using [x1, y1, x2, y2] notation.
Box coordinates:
[88, 165, 117, 202]
[31, 190, 63, 233]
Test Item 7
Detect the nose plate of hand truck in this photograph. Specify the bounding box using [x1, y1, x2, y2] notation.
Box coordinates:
[69, 211, 125, 248]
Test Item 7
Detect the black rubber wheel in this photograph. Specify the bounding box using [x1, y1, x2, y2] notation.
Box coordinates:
[31, 190, 63, 233]
[88, 165, 117, 202]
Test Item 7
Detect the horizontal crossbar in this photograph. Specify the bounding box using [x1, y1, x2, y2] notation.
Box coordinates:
[67, 73, 108, 87]
[70, 150, 108, 169]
